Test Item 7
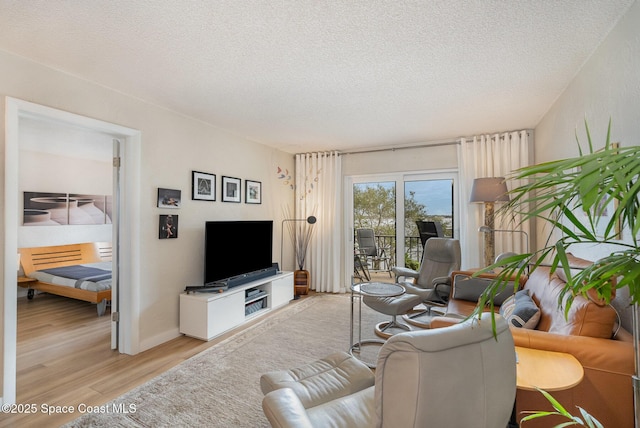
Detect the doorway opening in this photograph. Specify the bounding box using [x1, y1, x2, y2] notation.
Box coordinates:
[4, 97, 141, 403]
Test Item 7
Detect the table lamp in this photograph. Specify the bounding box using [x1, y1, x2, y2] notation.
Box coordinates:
[470, 177, 509, 267]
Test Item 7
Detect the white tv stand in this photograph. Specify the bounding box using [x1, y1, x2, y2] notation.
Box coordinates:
[179, 271, 294, 341]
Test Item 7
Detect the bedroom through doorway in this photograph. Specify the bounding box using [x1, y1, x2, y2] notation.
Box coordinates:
[4, 97, 141, 404]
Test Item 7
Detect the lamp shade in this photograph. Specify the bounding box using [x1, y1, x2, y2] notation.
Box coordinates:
[469, 177, 510, 203]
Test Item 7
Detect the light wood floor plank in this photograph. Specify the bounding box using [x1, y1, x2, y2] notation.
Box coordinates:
[2, 292, 309, 427]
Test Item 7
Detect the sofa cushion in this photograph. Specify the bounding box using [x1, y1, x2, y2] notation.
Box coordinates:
[499, 290, 540, 329]
[524, 267, 617, 338]
[452, 273, 517, 306]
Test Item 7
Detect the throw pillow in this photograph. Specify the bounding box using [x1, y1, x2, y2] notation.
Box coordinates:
[452, 274, 517, 306]
[499, 289, 541, 329]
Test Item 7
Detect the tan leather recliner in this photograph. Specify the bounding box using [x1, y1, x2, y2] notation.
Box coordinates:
[262, 315, 516, 428]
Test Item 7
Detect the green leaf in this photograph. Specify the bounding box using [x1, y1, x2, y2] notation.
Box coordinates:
[520, 411, 558, 422]
[578, 407, 604, 428]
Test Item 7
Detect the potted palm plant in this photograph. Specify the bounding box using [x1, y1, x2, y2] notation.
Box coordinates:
[473, 120, 640, 427]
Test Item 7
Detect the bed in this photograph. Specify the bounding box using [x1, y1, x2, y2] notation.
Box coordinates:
[19, 242, 112, 316]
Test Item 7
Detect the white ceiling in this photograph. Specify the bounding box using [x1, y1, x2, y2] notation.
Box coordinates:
[0, 1, 634, 154]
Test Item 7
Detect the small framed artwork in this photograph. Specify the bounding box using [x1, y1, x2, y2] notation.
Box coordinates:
[159, 214, 178, 239]
[192, 171, 216, 201]
[222, 176, 241, 203]
[245, 180, 262, 204]
[157, 188, 181, 208]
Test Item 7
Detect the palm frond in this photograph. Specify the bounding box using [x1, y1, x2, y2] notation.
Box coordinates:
[519, 388, 603, 427]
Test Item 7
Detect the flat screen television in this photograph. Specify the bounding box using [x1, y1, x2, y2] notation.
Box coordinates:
[204, 220, 274, 287]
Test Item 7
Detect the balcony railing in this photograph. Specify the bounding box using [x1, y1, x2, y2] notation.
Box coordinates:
[354, 233, 425, 270]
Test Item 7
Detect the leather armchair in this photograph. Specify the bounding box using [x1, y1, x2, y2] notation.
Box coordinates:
[362, 238, 461, 336]
[262, 315, 516, 428]
[392, 237, 461, 304]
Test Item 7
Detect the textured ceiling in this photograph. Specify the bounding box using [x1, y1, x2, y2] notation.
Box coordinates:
[0, 1, 633, 154]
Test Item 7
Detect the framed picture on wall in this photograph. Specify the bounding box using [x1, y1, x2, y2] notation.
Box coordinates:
[222, 176, 241, 203]
[192, 171, 216, 201]
[159, 214, 178, 239]
[245, 180, 262, 204]
[157, 188, 181, 208]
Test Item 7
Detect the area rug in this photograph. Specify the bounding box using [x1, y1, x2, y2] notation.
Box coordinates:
[65, 293, 390, 427]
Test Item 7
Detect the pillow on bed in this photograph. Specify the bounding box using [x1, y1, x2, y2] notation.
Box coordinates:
[499, 290, 540, 329]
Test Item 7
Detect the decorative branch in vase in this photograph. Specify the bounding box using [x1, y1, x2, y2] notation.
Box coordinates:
[283, 206, 317, 296]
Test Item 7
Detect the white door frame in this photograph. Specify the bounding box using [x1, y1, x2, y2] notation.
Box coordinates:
[3, 97, 141, 404]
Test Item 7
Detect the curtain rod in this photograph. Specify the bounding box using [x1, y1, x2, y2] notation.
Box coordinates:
[295, 130, 532, 157]
[338, 130, 532, 156]
[340, 140, 458, 156]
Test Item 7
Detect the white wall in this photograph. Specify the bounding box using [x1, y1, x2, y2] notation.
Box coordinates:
[533, 2, 639, 330]
[0, 47, 295, 396]
[19, 118, 114, 248]
[534, 0, 640, 261]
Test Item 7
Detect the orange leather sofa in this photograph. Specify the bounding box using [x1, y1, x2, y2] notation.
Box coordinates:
[430, 265, 634, 428]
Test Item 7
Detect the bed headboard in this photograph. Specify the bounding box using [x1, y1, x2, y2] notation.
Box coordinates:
[19, 243, 103, 276]
[94, 242, 113, 261]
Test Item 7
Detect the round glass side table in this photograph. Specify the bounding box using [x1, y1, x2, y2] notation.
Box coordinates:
[349, 281, 405, 368]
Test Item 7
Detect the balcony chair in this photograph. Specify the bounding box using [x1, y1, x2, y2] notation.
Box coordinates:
[415, 220, 444, 247]
[355, 228, 392, 278]
[363, 237, 461, 338]
[353, 252, 371, 281]
[261, 315, 517, 428]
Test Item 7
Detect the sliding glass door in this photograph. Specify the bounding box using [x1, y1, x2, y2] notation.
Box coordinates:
[345, 170, 458, 285]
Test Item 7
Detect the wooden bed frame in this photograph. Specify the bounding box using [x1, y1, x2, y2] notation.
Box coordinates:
[18, 242, 112, 316]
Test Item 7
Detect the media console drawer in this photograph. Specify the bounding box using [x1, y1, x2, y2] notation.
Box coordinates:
[179, 272, 293, 341]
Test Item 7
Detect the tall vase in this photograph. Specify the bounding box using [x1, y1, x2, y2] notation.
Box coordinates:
[294, 269, 310, 296]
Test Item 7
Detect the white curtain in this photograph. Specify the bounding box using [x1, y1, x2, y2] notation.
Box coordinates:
[295, 152, 342, 293]
[458, 131, 531, 268]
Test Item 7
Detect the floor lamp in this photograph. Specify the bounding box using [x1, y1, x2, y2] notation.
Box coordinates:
[470, 177, 510, 267]
[478, 226, 529, 254]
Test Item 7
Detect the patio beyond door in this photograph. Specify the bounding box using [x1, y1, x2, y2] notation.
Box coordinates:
[353, 181, 396, 281]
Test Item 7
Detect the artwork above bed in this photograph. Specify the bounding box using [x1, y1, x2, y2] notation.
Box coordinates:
[23, 191, 112, 226]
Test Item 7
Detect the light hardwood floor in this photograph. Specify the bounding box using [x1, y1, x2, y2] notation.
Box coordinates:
[3, 292, 311, 428]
